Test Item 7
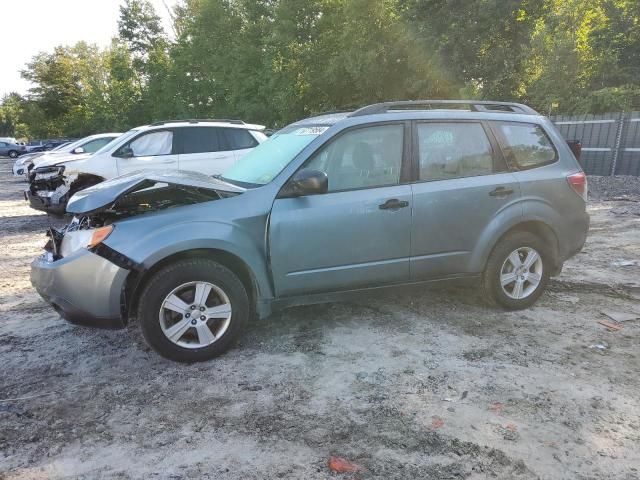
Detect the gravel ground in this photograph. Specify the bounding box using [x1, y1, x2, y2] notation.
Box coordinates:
[588, 175, 640, 201]
[1, 162, 639, 480]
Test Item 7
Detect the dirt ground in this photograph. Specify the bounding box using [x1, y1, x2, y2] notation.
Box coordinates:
[1, 158, 639, 480]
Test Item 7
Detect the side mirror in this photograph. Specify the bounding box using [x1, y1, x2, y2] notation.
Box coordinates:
[116, 146, 134, 158]
[567, 140, 581, 162]
[280, 169, 328, 198]
[72, 147, 85, 154]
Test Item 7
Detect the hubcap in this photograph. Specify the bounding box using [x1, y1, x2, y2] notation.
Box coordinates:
[159, 281, 232, 349]
[499, 247, 543, 300]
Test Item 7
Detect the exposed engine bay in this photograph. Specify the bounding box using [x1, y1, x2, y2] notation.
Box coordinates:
[83, 180, 226, 224]
[44, 175, 240, 260]
[28, 166, 78, 207]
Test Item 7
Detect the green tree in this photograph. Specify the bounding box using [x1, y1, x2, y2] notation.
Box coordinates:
[118, 0, 171, 123]
[20, 42, 112, 137]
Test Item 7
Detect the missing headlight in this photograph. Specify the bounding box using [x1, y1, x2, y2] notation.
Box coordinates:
[34, 165, 65, 180]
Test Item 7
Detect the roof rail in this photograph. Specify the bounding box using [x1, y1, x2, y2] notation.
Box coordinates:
[309, 109, 357, 117]
[349, 100, 539, 117]
[150, 118, 246, 126]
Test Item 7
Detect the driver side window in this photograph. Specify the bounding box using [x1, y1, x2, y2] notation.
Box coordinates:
[128, 130, 174, 157]
[305, 124, 404, 192]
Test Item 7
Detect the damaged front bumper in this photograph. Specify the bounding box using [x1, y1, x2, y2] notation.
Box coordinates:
[26, 166, 76, 214]
[31, 241, 130, 329]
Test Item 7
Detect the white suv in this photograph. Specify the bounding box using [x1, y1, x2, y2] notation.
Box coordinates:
[13, 133, 121, 177]
[26, 120, 267, 214]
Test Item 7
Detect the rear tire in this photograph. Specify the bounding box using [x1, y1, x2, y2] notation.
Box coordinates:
[482, 231, 550, 310]
[137, 258, 249, 362]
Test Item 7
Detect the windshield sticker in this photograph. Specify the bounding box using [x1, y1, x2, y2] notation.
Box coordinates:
[294, 127, 329, 136]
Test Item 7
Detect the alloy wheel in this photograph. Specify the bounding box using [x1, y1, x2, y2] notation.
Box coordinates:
[499, 247, 543, 300]
[159, 281, 232, 349]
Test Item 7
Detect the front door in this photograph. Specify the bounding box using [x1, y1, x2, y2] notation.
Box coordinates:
[269, 123, 412, 296]
[116, 129, 179, 175]
[409, 121, 521, 279]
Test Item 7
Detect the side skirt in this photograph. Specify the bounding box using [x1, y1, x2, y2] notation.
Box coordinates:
[265, 274, 481, 316]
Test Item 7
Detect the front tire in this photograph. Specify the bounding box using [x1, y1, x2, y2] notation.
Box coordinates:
[8, 150, 18, 158]
[482, 231, 550, 310]
[137, 259, 249, 362]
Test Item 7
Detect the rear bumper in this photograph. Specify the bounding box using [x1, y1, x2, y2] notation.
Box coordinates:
[559, 210, 590, 262]
[31, 249, 129, 329]
[25, 190, 67, 215]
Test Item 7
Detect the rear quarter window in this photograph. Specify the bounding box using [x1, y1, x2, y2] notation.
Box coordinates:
[222, 128, 258, 150]
[493, 121, 557, 170]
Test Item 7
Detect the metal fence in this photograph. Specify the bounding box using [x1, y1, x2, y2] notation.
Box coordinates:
[551, 112, 640, 176]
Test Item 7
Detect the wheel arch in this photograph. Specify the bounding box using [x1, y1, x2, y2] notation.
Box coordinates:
[123, 248, 260, 323]
[69, 173, 105, 193]
[480, 220, 561, 274]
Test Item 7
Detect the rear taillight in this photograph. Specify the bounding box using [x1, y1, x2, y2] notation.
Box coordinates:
[567, 172, 587, 201]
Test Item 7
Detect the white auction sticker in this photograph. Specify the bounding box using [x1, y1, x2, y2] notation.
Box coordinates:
[294, 127, 329, 135]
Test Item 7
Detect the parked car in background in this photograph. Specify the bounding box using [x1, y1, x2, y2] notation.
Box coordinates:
[25, 140, 47, 152]
[15, 134, 120, 178]
[26, 120, 265, 214]
[29, 140, 74, 153]
[12, 143, 72, 177]
[30, 100, 589, 362]
[0, 140, 27, 158]
[31, 133, 121, 169]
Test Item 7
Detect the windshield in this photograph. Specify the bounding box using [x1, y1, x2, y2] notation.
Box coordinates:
[51, 142, 70, 151]
[60, 137, 91, 152]
[222, 125, 328, 187]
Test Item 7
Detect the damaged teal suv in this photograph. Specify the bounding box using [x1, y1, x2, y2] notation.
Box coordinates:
[31, 101, 589, 362]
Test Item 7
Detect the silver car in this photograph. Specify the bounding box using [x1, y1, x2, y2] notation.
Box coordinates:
[0, 140, 26, 158]
[31, 100, 589, 362]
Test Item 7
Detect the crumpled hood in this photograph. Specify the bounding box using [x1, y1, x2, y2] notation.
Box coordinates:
[16, 152, 44, 165]
[66, 170, 246, 214]
[33, 152, 91, 169]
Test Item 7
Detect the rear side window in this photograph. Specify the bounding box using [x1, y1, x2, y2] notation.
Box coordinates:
[493, 122, 557, 170]
[416, 122, 501, 180]
[222, 128, 258, 150]
[180, 127, 221, 154]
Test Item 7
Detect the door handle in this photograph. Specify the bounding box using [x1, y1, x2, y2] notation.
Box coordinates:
[488, 186, 514, 197]
[379, 198, 409, 210]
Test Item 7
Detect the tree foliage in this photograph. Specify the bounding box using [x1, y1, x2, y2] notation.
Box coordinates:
[3, 0, 640, 138]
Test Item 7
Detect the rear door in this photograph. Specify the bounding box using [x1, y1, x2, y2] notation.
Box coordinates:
[116, 129, 179, 175]
[177, 127, 236, 175]
[409, 121, 521, 279]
